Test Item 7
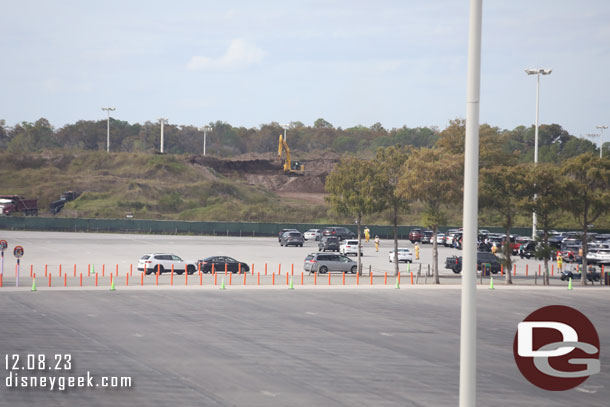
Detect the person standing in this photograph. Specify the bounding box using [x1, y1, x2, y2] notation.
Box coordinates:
[557, 253, 563, 272]
[364, 227, 371, 243]
[415, 242, 420, 260]
[374, 235, 380, 252]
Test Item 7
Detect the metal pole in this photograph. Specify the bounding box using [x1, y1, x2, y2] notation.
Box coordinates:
[597, 125, 608, 158]
[159, 118, 168, 153]
[460, 1, 482, 406]
[106, 110, 110, 153]
[531, 73, 540, 238]
[204, 128, 207, 156]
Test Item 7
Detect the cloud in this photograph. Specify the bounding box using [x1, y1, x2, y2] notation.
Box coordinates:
[187, 39, 266, 71]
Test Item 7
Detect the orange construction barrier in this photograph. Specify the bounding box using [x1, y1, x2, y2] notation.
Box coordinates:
[59, 264, 62, 277]
[301, 271, 304, 285]
[126, 273, 129, 286]
[73, 264, 76, 277]
[272, 273, 275, 285]
[115, 264, 118, 276]
[370, 271, 373, 285]
[384, 272, 387, 285]
[257, 272, 260, 285]
[141, 272, 144, 286]
[80, 273, 82, 287]
[410, 271, 414, 285]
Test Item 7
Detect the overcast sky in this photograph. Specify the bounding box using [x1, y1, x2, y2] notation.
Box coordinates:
[1, 1, 609, 144]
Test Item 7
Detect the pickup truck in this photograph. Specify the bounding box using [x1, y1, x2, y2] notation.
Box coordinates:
[445, 252, 502, 274]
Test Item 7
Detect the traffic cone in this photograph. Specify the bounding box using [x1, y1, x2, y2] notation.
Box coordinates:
[31, 278, 37, 292]
[568, 277, 573, 290]
[92, 264, 95, 274]
[110, 279, 116, 291]
[489, 276, 494, 290]
[395, 277, 400, 289]
[289, 277, 294, 290]
[220, 277, 226, 290]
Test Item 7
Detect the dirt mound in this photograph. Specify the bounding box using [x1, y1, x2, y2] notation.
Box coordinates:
[187, 155, 282, 173]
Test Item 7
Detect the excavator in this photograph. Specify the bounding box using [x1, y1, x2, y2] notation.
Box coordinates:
[278, 131, 304, 175]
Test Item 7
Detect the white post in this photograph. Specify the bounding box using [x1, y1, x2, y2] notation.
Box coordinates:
[204, 128, 207, 156]
[532, 72, 540, 239]
[101, 107, 115, 152]
[460, 1, 482, 406]
[597, 125, 608, 158]
[159, 118, 168, 153]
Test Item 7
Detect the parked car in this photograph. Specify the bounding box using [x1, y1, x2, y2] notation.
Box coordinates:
[436, 233, 446, 245]
[445, 252, 502, 274]
[138, 253, 197, 275]
[278, 228, 299, 242]
[197, 256, 250, 273]
[587, 248, 610, 265]
[421, 230, 434, 244]
[304, 253, 358, 274]
[304, 229, 320, 241]
[518, 241, 554, 260]
[388, 248, 413, 263]
[321, 227, 356, 241]
[409, 228, 423, 243]
[280, 231, 304, 247]
[444, 229, 459, 247]
[339, 239, 362, 256]
[318, 236, 340, 252]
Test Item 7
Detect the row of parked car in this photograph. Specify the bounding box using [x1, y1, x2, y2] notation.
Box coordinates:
[138, 254, 250, 275]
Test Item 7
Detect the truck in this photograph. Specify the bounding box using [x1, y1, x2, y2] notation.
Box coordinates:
[445, 252, 502, 274]
[49, 191, 80, 215]
[0, 195, 38, 216]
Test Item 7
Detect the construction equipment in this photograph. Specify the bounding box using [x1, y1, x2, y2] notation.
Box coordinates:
[278, 132, 304, 175]
[0, 195, 38, 216]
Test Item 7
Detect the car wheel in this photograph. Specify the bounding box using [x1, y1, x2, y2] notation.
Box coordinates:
[187, 265, 196, 275]
[157, 266, 165, 274]
[452, 268, 461, 274]
[145, 268, 152, 275]
[408, 260, 412, 263]
[175, 269, 184, 275]
[351, 266, 357, 274]
[300, 244, 303, 247]
[319, 266, 328, 274]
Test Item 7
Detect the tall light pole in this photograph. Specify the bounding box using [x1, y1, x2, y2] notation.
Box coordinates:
[201, 126, 212, 156]
[597, 125, 608, 158]
[282, 124, 289, 142]
[525, 68, 552, 238]
[158, 118, 168, 153]
[460, 1, 482, 406]
[101, 107, 116, 152]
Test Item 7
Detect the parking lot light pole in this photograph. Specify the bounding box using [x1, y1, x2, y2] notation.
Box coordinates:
[101, 107, 116, 152]
[597, 125, 608, 158]
[460, 1, 482, 406]
[158, 118, 168, 153]
[525, 68, 552, 239]
[201, 126, 212, 156]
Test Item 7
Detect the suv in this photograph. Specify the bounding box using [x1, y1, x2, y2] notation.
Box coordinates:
[318, 236, 340, 252]
[138, 253, 197, 275]
[445, 252, 502, 274]
[321, 227, 356, 241]
[280, 231, 304, 247]
[339, 239, 362, 256]
[421, 230, 434, 244]
[409, 229, 422, 243]
[304, 253, 358, 274]
[278, 228, 299, 242]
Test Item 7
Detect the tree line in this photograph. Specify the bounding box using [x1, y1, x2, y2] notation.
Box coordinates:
[1, 118, 607, 161]
[325, 131, 610, 288]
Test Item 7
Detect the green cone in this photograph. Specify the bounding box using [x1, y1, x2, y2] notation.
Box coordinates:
[289, 277, 294, 290]
[489, 276, 494, 290]
[110, 279, 116, 291]
[31, 278, 37, 292]
[395, 277, 400, 289]
[220, 277, 226, 290]
[568, 277, 573, 290]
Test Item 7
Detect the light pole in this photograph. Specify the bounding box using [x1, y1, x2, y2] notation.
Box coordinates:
[101, 107, 116, 152]
[282, 124, 289, 143]
[201, 126, 212, 156]
[158, 118, 168, 153]
[597, 125, 608, 158]
[525, 68, 552, 238]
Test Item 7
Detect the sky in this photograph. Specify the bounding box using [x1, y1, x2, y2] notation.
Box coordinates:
[1, 0, 609, 145]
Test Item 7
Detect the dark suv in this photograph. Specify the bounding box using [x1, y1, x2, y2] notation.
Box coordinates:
[318, 236, 340, 252]
[280, 231, 304, 247]
[321, 227, 356, 241]
[409, 229, 423, 243]
[278, 228, 299, 242]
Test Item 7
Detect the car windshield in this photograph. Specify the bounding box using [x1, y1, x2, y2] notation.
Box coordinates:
[140, 255, 150, 260]
[345, 241, 358, 245]
[289, 233, 301, 237]
[326, 237, 338, 242]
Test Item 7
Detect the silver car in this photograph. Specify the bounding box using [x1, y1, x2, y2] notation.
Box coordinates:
[304, 253, 358, 274]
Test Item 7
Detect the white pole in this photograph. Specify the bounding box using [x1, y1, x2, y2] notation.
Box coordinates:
[159, 118, 168, 153]
[204, 128, 207, 156]
[106, 110, 110, 153]
[597, 125, 608, 158]
[531, 73, 540, 238]
[460, 1, 482, 406]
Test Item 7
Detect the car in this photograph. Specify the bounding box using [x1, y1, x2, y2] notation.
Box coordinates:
[339, 239, 363, 256]
[586, 248, 610, 265]
[197, 256, 250, 273]
[444, 229, 459, 247]
[321, 227, 356, 241]
[304, 229, 320, 241]
[421, 230, 434, 244]
[138, 253, 197, 275]
[409, 228, 423, 243]
[303, 253, 358, 274]
[278, 228, 299, 242]
[445, 252, 502, 274]
[318, 236, 340, 252]
[388, 248, 413, 263]
[280, 231, 304, 247]
[436, 233, 446, 245]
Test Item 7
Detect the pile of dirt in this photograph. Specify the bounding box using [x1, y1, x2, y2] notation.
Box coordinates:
[187, 155, 282, 173]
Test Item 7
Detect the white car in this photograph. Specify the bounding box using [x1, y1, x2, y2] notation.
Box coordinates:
[339, 239, 363, 256]
[587, 249, 610, 265]
[138, 253, 198, 275]
[388, 248, 413, 263]
[436, 233, 446, 244]
[304, 229, 320, 241]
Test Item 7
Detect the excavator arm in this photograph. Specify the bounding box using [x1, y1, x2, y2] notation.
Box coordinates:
[278, 133, 304, 175]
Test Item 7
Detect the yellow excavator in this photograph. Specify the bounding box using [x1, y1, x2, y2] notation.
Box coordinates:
[278, 131, 304, 175]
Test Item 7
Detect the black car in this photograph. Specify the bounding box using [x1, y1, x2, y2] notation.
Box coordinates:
[321, 227, 356, 241]
[280, 231, 304, 247]
[318, 236, 340, 252]
[445, 252, 502, 274]
[197, 256, 250, 273]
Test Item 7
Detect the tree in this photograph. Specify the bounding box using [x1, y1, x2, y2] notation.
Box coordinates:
[521, 163, 564, 285]
[479, 165, 529, 284]
[7, 118, 57, 152]
[373, 145, 411, 275]
[325, 157, 384, 275]
[560, 153, 610, 285]
[398, 148, 463, 283]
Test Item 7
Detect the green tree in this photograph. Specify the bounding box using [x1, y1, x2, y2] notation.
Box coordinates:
[7, 118, 56, 152]
[479, 165, 529, 284]
[325, 157, 384, 274]
[398, 148, 463, 283]
[560, 153, 610, 285]
[521, 163, 564, 285]
[373, 145, 411, 275]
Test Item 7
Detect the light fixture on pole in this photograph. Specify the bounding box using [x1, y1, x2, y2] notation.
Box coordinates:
[596, 125, 608, 158]
[201, 126, 212, 156]
[158, 118, 168, 153]
[101, 107, 116, 152]
[525, 68, 552, 239]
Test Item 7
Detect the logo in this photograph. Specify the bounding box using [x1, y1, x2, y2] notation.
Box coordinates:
[513, 305, 600, 391]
